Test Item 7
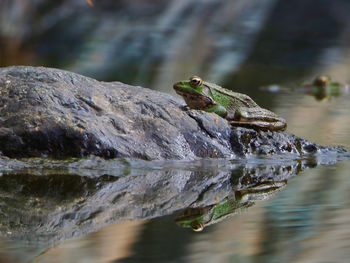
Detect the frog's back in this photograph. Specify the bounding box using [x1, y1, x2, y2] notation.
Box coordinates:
[204, 81, 258, 109]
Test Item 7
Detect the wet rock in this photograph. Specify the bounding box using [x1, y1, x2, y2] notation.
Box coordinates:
[0, 66, 345, 159]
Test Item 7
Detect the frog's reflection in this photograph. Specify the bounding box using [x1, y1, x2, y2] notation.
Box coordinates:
[175, 181, 287, 231]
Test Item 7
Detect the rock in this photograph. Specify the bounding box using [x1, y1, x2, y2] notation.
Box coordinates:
[0, 66, 345, 159]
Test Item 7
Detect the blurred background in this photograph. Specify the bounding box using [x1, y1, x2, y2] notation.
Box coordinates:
[2, 0, 350, 90]
[1, 0, 350, 146]
[1, 1, 350, 262]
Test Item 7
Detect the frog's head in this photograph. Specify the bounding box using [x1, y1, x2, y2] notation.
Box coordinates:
[173, 76, 205, 95]
[175, 198, 237, 232]
[313, 75, 331, 87]
[174, 206, 214, 232]
[173, 76, 216, 110]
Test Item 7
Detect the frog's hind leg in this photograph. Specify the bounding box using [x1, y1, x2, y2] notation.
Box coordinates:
[229, 120, 286, 132]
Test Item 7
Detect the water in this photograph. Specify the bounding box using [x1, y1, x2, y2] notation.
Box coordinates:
[1, 0, 350, 262]
[0, 153, 349, 262]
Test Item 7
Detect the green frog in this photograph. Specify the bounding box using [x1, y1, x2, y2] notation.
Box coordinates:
[261, 75, 349, 101]
[302, 75, 349, 101]
[173, 76, 287, 131]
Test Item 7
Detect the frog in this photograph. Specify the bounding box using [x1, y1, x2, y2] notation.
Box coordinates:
[261, 75, 349, 101]
[301, 75, 349, 101]
[173, 76, 287, 131]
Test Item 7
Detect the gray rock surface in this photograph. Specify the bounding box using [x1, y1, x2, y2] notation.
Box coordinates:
[0, 66, 345, 159]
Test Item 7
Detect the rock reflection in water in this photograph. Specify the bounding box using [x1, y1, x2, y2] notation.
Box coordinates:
[0, 154, 345, 249]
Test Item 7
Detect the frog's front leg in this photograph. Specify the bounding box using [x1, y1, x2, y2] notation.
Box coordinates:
[206, 105, 228, 118]
[180, 105, 191, 111]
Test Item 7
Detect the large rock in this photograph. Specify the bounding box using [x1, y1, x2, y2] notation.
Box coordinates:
[0, 66, 344, 159]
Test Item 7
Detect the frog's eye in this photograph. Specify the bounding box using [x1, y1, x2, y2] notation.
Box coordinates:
[189, 76, 203, 87]
[190, 221, 204, 232]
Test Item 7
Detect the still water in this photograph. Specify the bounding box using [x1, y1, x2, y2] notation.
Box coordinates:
[52, 165, 350, 263]
[1, 0, 350, 262]
[0, 153, 350, 263]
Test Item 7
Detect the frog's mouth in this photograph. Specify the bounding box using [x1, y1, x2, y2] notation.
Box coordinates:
[175, 206, 214, 225]
[173, 82, 203, 97]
